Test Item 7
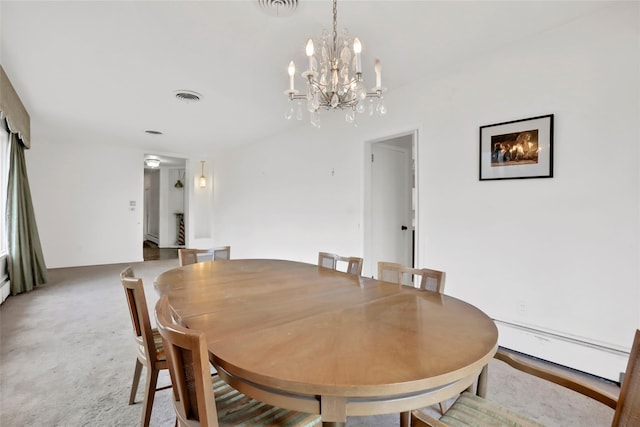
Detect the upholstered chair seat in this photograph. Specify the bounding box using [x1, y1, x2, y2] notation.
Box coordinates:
[210, 376, 320, 426]
[433, 392, 543, 427]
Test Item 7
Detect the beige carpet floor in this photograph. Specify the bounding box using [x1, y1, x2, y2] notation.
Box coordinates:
[0, 259, 619, 426]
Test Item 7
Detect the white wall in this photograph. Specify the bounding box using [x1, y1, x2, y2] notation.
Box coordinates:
[27, 134, 145, 268]
[213, 122, 366, 264]
[211, 3, 639, 378]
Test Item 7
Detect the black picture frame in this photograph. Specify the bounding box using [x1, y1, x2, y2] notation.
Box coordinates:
[479, 114, 554, 181]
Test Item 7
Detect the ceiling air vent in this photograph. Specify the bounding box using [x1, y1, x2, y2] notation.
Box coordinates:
[257, 0, 297, 17]
[174, 90, 202, 103]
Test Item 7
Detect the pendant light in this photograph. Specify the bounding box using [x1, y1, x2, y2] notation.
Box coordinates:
[199, 161, 207, 188]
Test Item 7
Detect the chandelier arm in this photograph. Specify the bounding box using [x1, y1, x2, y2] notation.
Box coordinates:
[318, 90, 334, 106]
[307, 80, 334, 105]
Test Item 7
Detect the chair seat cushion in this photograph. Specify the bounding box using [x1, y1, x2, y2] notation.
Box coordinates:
[212, 376, 320, 426]
[440, 392, 544, 427]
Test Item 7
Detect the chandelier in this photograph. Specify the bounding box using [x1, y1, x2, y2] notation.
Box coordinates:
[284, 0, 386, 127]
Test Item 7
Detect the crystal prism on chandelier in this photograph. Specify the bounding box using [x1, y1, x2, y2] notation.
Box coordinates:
[284, 0, 386, 127]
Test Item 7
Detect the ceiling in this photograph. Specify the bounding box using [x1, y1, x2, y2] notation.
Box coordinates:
[1, 1, 613, 160]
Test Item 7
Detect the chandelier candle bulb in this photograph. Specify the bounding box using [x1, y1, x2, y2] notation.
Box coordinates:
[306, 39, 315, 71]
[375, 59, 382, 89]
[288, 61, 296, 91]
[353, 38, 362, 73]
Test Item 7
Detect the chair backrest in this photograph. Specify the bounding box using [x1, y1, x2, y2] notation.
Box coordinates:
[377, 262, 446, 294]
[211, 246, 230, 260]
[120, 267, 160, 364]
[318, 252, 363, 276]
[155, 295, 219, 427]
[179, 246, 231, 267]
[318, 252, 338, 269]
[613, 329, 640, 426]
[179, 249, 209, 266]
[378, 262, 403, 284]
[419, 268, 446, 293]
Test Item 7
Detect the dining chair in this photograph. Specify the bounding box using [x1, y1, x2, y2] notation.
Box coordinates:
[154, 295, 321, 427]
[120, 267, 170, 427]
[318, 251, 363, 276]
[411, 329, 640, 427]
[378, 262, 447, 419]
[178, 246, 231, 267]
[378, 262, 446, 293]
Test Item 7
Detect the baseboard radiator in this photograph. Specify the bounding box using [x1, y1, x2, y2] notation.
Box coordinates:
[0, 254, 8, 304]
[0, 277, 9, 304]
[495, 319, 629, 382]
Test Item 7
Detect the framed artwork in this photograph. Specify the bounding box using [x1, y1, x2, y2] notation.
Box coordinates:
[479, 114, 554, 181]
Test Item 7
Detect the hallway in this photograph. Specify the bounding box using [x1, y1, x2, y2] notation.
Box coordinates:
[143, 240, 178, 261]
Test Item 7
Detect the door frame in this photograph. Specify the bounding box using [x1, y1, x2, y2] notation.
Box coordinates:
[142, 155, 188, 252]
[363, 128, 419, 278]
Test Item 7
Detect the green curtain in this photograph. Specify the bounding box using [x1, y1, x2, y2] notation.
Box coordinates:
[7, 131, 47, 295]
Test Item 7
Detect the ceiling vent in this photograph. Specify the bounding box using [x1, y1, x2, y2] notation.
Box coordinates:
[174, 90, 202, 103]
[257, 0, 297, 17]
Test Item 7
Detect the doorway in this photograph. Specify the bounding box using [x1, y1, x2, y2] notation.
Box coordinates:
[142, 240, 178, 261]
[364, 131, 417, 278]
[143, 155, 186, 260]
[144, 168, 160, 245]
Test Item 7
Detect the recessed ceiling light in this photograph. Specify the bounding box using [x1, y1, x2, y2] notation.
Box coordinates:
[174, 90, 202, 103]
[145, 130, 163, 135]
[145, 158, 161, 168]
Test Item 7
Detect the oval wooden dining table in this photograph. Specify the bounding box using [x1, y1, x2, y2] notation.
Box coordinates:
[154, 259, 498, 427]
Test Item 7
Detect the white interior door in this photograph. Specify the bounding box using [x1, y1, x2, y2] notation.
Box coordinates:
[371, 142, 412, 277]
[143, 169, 160, 243]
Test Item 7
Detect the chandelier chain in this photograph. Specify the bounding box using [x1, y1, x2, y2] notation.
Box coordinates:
[332, 0, 338, 59]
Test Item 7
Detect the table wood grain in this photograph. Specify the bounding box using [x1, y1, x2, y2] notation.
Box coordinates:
[155, 259, 498, 425]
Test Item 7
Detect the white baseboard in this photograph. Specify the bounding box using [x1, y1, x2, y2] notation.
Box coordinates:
[495, 320, 628, 382]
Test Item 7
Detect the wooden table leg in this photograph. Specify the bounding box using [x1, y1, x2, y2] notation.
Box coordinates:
[400, 411, 410, 427]
[477, 364, 489, 398]
[321, 396, 346, 427]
